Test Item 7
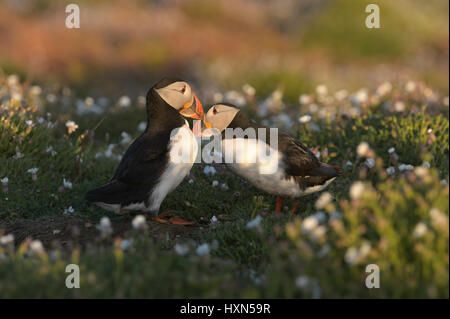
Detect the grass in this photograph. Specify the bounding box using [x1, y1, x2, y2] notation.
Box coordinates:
[0, 75, 448, 298]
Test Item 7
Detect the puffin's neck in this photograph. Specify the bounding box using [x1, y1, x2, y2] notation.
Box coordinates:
[145, 89, 185, 132]
[227, 111, 253, 129]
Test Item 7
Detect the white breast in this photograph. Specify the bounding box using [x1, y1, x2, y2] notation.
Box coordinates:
[147, 121, 198, 213]
[222, 138, 303, 197]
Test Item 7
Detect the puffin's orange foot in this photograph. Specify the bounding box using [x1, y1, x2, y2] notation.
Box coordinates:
[152, 217, 169, 223]
[169, 217, 196, 226]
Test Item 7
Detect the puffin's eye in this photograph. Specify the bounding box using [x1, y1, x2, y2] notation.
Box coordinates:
[180, 86, 186, 94]
[213, 107, 217, 115]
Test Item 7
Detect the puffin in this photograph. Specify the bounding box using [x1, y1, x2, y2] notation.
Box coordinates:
[199, 103, 342, 214]
[85, 78, 204, 219]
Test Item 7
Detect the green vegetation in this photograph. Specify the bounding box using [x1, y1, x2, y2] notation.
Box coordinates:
[0, 76, 448, 298]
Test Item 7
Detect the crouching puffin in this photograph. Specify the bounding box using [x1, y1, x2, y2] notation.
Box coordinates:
[85, 78, 204, 220]
[200, 104, 342, 214]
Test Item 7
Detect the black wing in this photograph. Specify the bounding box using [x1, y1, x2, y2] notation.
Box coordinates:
[280, 133, 321, 177]
[111, 131, 170, 185]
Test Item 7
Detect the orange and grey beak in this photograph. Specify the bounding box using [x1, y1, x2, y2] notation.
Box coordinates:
[179, 94, 204, 120]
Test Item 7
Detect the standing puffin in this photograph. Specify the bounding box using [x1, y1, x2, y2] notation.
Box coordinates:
[200, 104, 342, 214]
[85, 78, 204, 218]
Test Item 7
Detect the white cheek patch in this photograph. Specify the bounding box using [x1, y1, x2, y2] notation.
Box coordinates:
[155, 86, 190, 109]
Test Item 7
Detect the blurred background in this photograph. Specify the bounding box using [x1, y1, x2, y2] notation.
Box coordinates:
[0, 0, 448, 101]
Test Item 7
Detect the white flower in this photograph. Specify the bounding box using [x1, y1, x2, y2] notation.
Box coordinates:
[365, 158, 375, 168]
[63, 206, 75, 215]
[346, 160, 353, 167]
[37, 117, 45, 125]
[120, 132, 132, 145]
[1, 177, 8, 185]
[63, 178, 72, 189]
[315, 192, 332, 209]
[53, 229, 61, 235]
[65, 120, 79, 134]
[345, 247, 359, 265]
[188, 179, 194, 184]
[97, 217, 113, 238]
[132, 215, 147, 230]
[196, 243, 211, 256]
[302, 215, 319, 232]
[299, 94, 312, 105]
[441, 179, 448, 186]
[350, 181, 366, 200]
[210, 215, 218, 223]
[394, 101, 405, 112]
[220, 183, 229, 190]
[120, 239, 133, 251]
[298, 115, 312, 124]
[399, 164, 414, 172]
[329, 210, 342, 220]
[242, 84, 256, 97]
[413, 222, 427, 239]
[174, 244, 190, 256]
[388, 147, 395, 154]
[25, 120, 34, 127]
[421, 161, 431, 168]
[429, 208, 447, 229]
[203, 165, 216, 176]
[27, 168, 39, 174]
[405, 81, 416, 93]
[137, 121, 147, 132]
[246, 215, 262, 229]
[212, 180, 219, 187]
[0, 234, 14, 246]
[316, 85, 328, 96]
[386, 166, 395, 175]
[29, 240, 45, 255]
[334, 90, 348, 101]
[376, 82, 392, 96]
[46, 146, 57, 156]
[295, 275, 310, 289]
[118, 95, 131, 108]
[356, 142, 371, 157]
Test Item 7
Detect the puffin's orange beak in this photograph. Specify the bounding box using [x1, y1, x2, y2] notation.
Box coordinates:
[179, 94, 204, 120]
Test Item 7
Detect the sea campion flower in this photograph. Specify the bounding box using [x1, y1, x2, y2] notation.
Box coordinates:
[203, 165, 216, 176]
[413, 222, 428, 239]
[212, 180, 219, 187]
[349, 181, 366, 200]
[386, 166, 395, 175]
[365, 158, 376, 168]
[29, 240, 45, 256]
[97, 217, 113, 238]
[356, 142, 373, 157]
[118, 95, 131, 108]
[246, 215, 262, 229]
[196, 243, 211, 256]
[46, 146, 57, 156]
[174, 244, 189, 256]
[298, 115, 312, 124]
[1, 177, 8, 193]
[132, 215, 147, 231]
[315, 192, 332, 209]
[63, 206, 75, 215]
[27, 168, 38, 181]
[65, 120, 79, 134]
[63, 178, 72, 189]
[399, 164, 414, 172]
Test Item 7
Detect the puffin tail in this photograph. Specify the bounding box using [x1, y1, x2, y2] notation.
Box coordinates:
[85, 180, 128, 203]
[313, 163, 343, 178]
